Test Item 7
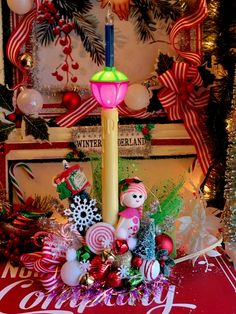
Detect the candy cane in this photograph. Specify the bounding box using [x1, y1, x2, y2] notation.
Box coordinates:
[9, 162, 34, 204]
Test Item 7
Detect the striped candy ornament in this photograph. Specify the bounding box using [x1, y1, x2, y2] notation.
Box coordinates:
[9, 162, 34, 204]
[85, 222, 115, 254]
[139, 259, 160, 281]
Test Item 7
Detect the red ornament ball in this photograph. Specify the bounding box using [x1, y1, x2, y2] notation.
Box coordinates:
[155, 233, 174, 254]
[62, 91, 81, 110]
[7, 113, 17, 122]
[131, 256, 143, 268]
[106, 271, 122, 288]
[113, 239, 129, 255]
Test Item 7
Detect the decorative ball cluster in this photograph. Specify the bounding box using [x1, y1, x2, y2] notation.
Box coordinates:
[37, 1, 60, 25]
[36, 1, 79, 84]
[0, 227, 35, 265]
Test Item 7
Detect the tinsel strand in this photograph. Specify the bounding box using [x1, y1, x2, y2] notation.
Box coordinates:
[223, 63, 236, 243]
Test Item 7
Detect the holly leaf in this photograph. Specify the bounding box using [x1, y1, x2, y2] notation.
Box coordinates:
[0, 86, 14, 112]
[162, 264, 171, 277]
[24, 116, 49, 141]
[155, 53, 174, 75]
[0, 121, 15, 142]
[198, 65, 215, 88]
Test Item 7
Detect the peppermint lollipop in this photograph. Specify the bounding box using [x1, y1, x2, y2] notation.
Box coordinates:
[85, 222, 115, 254]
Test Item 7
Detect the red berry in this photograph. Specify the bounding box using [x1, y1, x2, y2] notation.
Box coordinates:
[44, 12, 51, 20]
[72, 62, 79, 70]
[54, 13, 60, 20]
[7, 113, 16, 122]
[13, 248, 20, 255]
[51, 71, 58, 76]
[71, 76, 78, 83]
[56, 74, 63, 81]
[59, 38, 68, 46]
[9, 233, 15, 239]
[0, 234, 6, 241]
[3, 250, 10, 257]
[61, 64, 69, 71]
[49, 17, 55, 24]
[53, 26, 61, 35]
[58, 19, 65, 27]
[13, 237, 20, 245]
[63, 46, 72, 55]
[37, 15, 45, 23]
[62, 23, 73, 34]
[142, 127, 149, 135]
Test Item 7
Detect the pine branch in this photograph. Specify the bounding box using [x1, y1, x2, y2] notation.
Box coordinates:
[24, 116, 49, 141]
[36, 21, 55, 46]
[0, 122, 15, 142]
[130, 0, 184, 42]
[152, 0, 183, 23]
[155, 52, 174, 76]
[130, 6, 156, 42]
[73, 13, 105, 66]
[54, 0, 93, 18]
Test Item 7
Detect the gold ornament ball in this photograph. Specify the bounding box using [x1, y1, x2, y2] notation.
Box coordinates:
[80, 273, 94, 286]
[114, 251, 132, 267]
[19, 53, 34, 70]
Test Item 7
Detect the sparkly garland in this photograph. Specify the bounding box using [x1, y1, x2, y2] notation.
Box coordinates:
[223, 64, 236, 244]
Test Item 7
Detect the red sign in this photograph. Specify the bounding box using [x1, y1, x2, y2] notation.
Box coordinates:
[0, 252, 235, 314]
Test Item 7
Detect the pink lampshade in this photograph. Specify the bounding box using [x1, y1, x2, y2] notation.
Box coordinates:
[90, 81, 128, 109]
[90, 67, 129, 109]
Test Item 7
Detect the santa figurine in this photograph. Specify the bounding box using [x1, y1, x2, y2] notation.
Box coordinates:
[115, 177, 147, 250]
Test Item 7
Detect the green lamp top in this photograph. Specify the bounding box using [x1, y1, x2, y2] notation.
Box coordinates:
[90, 66, 129, 83]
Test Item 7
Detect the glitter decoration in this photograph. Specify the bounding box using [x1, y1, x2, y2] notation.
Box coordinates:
[223, 64, 236, 247]
[132, 216, 156, 260]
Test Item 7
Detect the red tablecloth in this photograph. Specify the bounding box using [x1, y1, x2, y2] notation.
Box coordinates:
[0, 252, 235, 314]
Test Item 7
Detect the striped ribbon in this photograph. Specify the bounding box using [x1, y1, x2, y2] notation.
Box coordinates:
[55, 96, 157, 127]
[21, 232, 65, 292]
[157, 0, 211, 175]
[6, 0, 40, 90]
[21, 225, 86, 292]
[9, 162, 34, 204]
[158, 62, 211, 175]
[169, 0, 208, 66]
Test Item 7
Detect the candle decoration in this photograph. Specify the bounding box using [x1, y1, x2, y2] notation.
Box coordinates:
[90, 2, 129, 225]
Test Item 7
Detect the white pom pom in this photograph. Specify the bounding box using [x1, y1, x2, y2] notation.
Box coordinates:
[66, 248, 77, 261]
[127, 237, 137, 250]
[115, 227, 128, 240]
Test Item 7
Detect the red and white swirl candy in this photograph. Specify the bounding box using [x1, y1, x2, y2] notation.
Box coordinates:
[85, 222, 115, 254]
[139, 259, 160, 281]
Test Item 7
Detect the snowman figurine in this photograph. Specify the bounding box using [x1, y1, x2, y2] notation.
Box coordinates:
[115, 177, 147, 250]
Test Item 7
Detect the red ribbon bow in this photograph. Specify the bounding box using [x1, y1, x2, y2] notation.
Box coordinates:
[158, 62, 212, 175]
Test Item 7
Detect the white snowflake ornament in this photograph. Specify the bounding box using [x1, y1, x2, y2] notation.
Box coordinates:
[118, 264, 130, 279]
[64, 194, 102, 234]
